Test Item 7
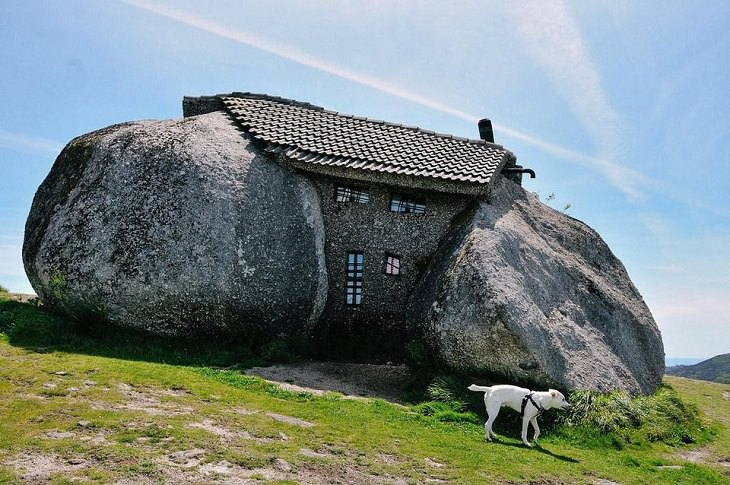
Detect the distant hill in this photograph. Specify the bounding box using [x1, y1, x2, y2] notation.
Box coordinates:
[665, 353, 730, 384]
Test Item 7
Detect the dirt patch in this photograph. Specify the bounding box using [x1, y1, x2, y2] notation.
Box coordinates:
[186, 419, 239, 439]
[299, 447, 335, 459]
[153, 449, 403, 484]
[4, 451, 92, 482]
[378, 453, 400, 465]
[675, 447, 730, 468]
[88, 383, 194, 416]
[227, 407, 315, 429]
[266, 412, 315, 428]
[722, 391, 730, 401]
[677, 448, 711, 463]
[43, 430, 75, 440]
[246, 360, 411, 404]
[186, 418, 288, 443]
[425, 457, 447, 468]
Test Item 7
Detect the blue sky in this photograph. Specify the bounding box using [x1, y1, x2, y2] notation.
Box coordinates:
[1, 0, 728, 359]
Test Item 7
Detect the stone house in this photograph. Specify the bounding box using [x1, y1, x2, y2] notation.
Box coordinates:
[25, 91, 664, 392]
[183, 93, 532, 352]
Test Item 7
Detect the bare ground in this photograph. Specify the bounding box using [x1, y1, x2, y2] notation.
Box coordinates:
[246, 360, 413, 404]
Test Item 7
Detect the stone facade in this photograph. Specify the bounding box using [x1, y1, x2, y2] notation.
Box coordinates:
[307, 174, 473, 354]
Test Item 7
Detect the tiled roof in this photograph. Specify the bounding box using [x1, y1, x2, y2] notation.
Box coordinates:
[221, 93, 514, 189]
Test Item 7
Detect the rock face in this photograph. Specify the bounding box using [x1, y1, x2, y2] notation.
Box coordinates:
[23, 112, 327, 337]
[407, 178, 664, 395]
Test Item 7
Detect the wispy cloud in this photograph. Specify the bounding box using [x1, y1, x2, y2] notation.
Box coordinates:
[508, 0, 645, 199]
[0, 129, 63, 156]
[120, 0, 480, 122]
[121, 0, 649, 198]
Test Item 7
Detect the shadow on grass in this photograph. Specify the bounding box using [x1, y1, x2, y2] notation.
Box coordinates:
[491, 438, 580, 463]
[0, 299, 300, 370]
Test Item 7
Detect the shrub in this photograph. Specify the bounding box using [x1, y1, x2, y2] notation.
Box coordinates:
[426, 376, 465, 406]
[556, 384, 712, 447]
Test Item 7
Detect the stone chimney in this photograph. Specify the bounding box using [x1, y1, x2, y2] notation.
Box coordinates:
[478, 118, 494, 143]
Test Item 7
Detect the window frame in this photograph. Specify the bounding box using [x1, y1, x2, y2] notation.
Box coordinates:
[345, 251, 364, 306]
[335, 185, 370, 204]
[383, 253, 402, 276]
[389, 193, 426, 214]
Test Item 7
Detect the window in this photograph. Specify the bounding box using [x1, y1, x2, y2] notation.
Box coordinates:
[345, 251, 364, 306]
[336, 185, 369, 204]
[384, 254, 401, 276]
[389, 193, 426, 214]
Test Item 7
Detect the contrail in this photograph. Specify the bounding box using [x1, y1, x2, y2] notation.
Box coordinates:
[0, 129, 64, 156]
[120, 0, 648, 197]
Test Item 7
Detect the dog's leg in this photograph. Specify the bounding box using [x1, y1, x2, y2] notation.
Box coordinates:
[485, 407, 500, 441]
[530, 416, 540, 443]
[521, 416, 532, 447]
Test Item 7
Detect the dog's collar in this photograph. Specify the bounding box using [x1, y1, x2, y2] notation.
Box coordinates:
[520, 392, 544, 418]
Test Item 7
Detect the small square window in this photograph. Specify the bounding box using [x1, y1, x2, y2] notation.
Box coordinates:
[389, 193, 426, 214]
[384, 254, 401, 276]
[336, 186, 369, 204]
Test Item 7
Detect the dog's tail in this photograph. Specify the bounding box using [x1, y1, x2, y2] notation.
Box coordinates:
[467, 384, 492, 394]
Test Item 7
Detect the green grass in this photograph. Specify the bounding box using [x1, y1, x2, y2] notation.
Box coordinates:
[0, 297, 729, 483]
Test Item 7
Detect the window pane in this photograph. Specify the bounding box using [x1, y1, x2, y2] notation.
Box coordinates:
[390, 193, 426, 214]
[346, 251, 364, 305]
[385, 255, 401, 275]
[336, 186, 369, 203]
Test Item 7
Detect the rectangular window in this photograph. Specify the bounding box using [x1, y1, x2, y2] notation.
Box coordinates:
[389, 193, 426, 214]
[345, 251, 364, 306]
[384, 254, 401, 276]
[336, 185, 369, 204]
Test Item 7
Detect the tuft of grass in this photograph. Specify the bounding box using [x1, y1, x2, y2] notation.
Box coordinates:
[426, 376, 465, 405]
[556, 385, 715, 448]
[414, 401, 480, 424]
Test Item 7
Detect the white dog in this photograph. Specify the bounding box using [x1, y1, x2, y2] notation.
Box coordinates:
[468, 384, 570, 447]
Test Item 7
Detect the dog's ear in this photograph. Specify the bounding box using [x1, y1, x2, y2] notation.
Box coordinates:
[549, 389, 558, 397]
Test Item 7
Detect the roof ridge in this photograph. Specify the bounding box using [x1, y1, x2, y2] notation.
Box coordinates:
[227, 92, 326, 111]
[221, 92, 502, 148]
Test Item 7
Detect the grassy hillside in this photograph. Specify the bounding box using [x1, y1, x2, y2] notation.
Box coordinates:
[667, 354, 730, 384]
[0, 296, 729, 484]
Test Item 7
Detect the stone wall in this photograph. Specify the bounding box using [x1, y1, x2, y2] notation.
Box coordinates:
[309, 175, 474, 356]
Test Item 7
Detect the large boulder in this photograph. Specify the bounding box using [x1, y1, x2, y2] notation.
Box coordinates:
[407, 178, 664, 395]
[23, 112, 327, 337]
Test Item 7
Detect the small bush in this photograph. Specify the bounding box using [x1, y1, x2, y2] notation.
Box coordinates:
[561, 389, 645, 432]
[411, 375, 482, 424]
[426, 376, 465, 406]
[556, 384, 712, 447]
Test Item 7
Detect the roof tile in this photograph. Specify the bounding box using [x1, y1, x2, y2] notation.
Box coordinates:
[219, 93, 514, 188]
